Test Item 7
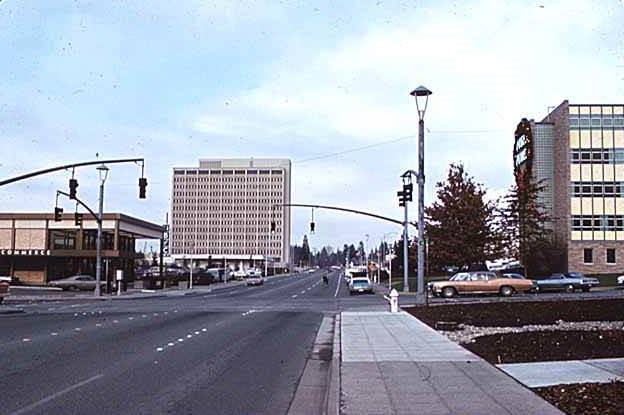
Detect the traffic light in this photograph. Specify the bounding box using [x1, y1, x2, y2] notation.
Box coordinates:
[270, 221, 276, 233]
[403, 183, 413, 202]
[69, 178, 78, 199]
[310, 221, 315, 234]
[397, 190, 406, 207]
[74, 212, 83, 226]
[139, 177, 147, 199]
[54, 207, 63, 222]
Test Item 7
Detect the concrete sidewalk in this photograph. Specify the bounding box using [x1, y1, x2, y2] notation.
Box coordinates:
[340, 312, 563, 415]
[498, 358, 624, 388]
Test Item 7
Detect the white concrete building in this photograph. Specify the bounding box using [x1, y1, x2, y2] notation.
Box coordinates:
[170, 158, 291, 269]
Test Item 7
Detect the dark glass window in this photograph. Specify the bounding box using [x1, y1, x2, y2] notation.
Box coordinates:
[583, 248, 593, 264]
[607, 249, 616, 264]
[50, 230, 77, 250]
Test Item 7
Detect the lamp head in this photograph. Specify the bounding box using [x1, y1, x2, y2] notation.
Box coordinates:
[97, 163, 109, 183]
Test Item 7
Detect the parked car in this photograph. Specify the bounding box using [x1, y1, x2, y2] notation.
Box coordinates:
[0, 275, 20, 285]
[349, 277, 373, 295]
[48, 275, 106, 291]
[0, 281, 9, 304]
[245, 273, 264, 286]
[533, 273, 599, 293]
[618, 275, 624, 288]
[232, 269, 247, 280]
[430, 271, 535, 298]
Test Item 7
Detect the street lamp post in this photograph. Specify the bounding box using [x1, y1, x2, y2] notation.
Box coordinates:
[95, 164, 109, 297]
[410, 85, 432, 306]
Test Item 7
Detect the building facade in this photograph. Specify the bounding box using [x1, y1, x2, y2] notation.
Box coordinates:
[0, 213, 163, 285]
[170, 158, 291, 269]
[514, 101, 624, 274]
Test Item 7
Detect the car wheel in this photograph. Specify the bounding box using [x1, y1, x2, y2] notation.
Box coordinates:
[68, 285, 79, 292]
[442, 287, 456, 298]
[499, 286, 514, 297]
[565, 284, 575, 293]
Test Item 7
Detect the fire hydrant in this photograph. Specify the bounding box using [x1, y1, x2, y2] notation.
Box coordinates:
[389, 288, 399, 313]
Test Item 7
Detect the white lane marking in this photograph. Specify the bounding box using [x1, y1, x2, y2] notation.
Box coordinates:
[51, 332, 58, 336]
[47, 308, 55, 311]
[186, 334, 192, 338]
[202, 328, 207, 332]
[74, 328, 81, 332]
[22, 338, 31, 342]
[95, 323, 102, 327]
[334, 276, 341, 297]
[301, 290, 305, 294]
[128, 317, 134, 320]
[74, 313, 78, 317]
[153, 313, 159, 316]
[142, 314, 147, 318]
[156, 347, 164, 352]
[168, 342, 175, 347]
[178, 338, 184, 342]
[9, 374, 104, 415]
[292, 294, 297, 298]
[113, 320, 119, 324]
[194, 331, 200, 335]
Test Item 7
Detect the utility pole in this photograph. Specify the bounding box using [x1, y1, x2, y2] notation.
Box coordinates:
[402, 200, 409, 293]
[410, 85, 432, 305]
[94, 165, 108, 297]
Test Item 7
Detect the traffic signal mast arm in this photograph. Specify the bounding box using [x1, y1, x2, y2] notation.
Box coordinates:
[0, 158, 144, 188]
[270, 203, 418, 229]
[56, 190, 100, 223]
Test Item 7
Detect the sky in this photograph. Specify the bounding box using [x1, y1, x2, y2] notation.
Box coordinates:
[1, 0, 623, 252]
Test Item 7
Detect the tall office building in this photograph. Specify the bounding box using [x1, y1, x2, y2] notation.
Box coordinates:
[514, 101, 624, 274]
[170, 158, 291, 269]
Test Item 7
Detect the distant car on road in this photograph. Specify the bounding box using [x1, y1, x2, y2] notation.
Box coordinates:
[534, 273, 599, 293]
[430, 271, 535, 298]
[245, 272, 264, 286]
[618, 275, 624, 288]
[48, 275, 106, 291]
[349, 277, 373, 295]
[0, 275, 20, 285]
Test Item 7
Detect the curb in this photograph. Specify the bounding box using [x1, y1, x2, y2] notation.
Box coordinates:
[327, 313, 341, 415]
[0, 307, 25, 314]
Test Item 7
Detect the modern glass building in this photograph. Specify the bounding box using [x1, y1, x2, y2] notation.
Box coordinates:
[514, 101, 624, 274]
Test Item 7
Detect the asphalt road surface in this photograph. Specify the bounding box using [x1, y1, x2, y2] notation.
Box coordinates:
[0, 270, 385, 415]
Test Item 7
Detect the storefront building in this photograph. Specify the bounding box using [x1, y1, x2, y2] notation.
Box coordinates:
[0, 213, 163, 285]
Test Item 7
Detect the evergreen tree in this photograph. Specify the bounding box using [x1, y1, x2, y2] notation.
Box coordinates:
[499, 178, 564, 276]
[426, 163, 503, 271]
[301, 235, 311, 266]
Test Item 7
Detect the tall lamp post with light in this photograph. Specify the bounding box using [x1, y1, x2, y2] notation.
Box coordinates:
[410, 85, 432, 306]
[94, 164, 109, 297]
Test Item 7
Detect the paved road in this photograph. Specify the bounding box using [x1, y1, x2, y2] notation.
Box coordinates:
[0, 270, 386, 415]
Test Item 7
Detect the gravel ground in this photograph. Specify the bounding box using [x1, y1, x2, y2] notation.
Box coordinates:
[534, 382, 624, 415]
[443, 320, 624, 344]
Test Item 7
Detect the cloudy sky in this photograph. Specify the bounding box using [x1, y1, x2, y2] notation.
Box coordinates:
[1, 0, 623, 251]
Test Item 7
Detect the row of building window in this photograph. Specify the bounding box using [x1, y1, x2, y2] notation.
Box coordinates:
[570, 148, 624, 164]
[583, 248, 616, 264]
[570, 116, 624, 128]
[175, 202, 283, 211]
[572, 215, 624, 231]
[174, 169, 283, 175]
[571, 182, 624, 197]
[173, 176, 283, 182]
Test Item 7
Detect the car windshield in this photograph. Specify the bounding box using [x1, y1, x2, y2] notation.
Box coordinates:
[352, 279, 369, 284]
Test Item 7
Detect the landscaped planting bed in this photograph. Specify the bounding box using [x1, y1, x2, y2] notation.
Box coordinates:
[405, 299, 624, 414]
[535, 382, 624, 415]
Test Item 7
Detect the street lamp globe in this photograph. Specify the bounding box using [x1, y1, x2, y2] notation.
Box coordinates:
[410, 86, 433, 119]
[97, 163, 109, 184]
